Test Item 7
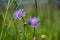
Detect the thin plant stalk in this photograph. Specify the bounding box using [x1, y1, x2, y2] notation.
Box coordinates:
[22, 17, 26, 40]
[32, 0, 38, 17]
[35, 0, 38, 17]
[33, 27, 36, 40]
[33, 27, 35, 37]
[16, 0, 23, 9]
[42, 39, 45, 40]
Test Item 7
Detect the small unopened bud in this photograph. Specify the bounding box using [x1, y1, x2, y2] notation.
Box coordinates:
[25, 22, 27, 24]
[24, 22, 27, 26]
[41, 35, 47, 39]
[33, 36, 36, 40]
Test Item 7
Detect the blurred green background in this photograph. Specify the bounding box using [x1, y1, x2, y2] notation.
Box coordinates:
[0, 0, 60, 40]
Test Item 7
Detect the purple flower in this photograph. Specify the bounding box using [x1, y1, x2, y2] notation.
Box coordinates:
[14, 9, 26, 20]
[28, 17, 39, 27]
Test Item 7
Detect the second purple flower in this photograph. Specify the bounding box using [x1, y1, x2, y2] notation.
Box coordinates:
[28, 17, 39, 27]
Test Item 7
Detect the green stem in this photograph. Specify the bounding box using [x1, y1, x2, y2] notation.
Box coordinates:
[42, 39, 45, 40]
[33, 27, 35, 37]
[22, 17, 26, 40]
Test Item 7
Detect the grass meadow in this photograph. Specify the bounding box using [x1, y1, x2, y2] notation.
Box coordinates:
[0, 0, 60, 40]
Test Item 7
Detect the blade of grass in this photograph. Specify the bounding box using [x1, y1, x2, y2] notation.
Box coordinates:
[0, 0, 10, 40]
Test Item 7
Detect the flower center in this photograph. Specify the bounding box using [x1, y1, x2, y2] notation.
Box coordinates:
[18, 13, 21, 17]
[32, 20, 37, 25]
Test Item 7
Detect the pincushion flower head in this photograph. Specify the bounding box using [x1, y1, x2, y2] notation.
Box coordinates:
[14, 9, 26, 20]
[28, 17, 39, 27]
